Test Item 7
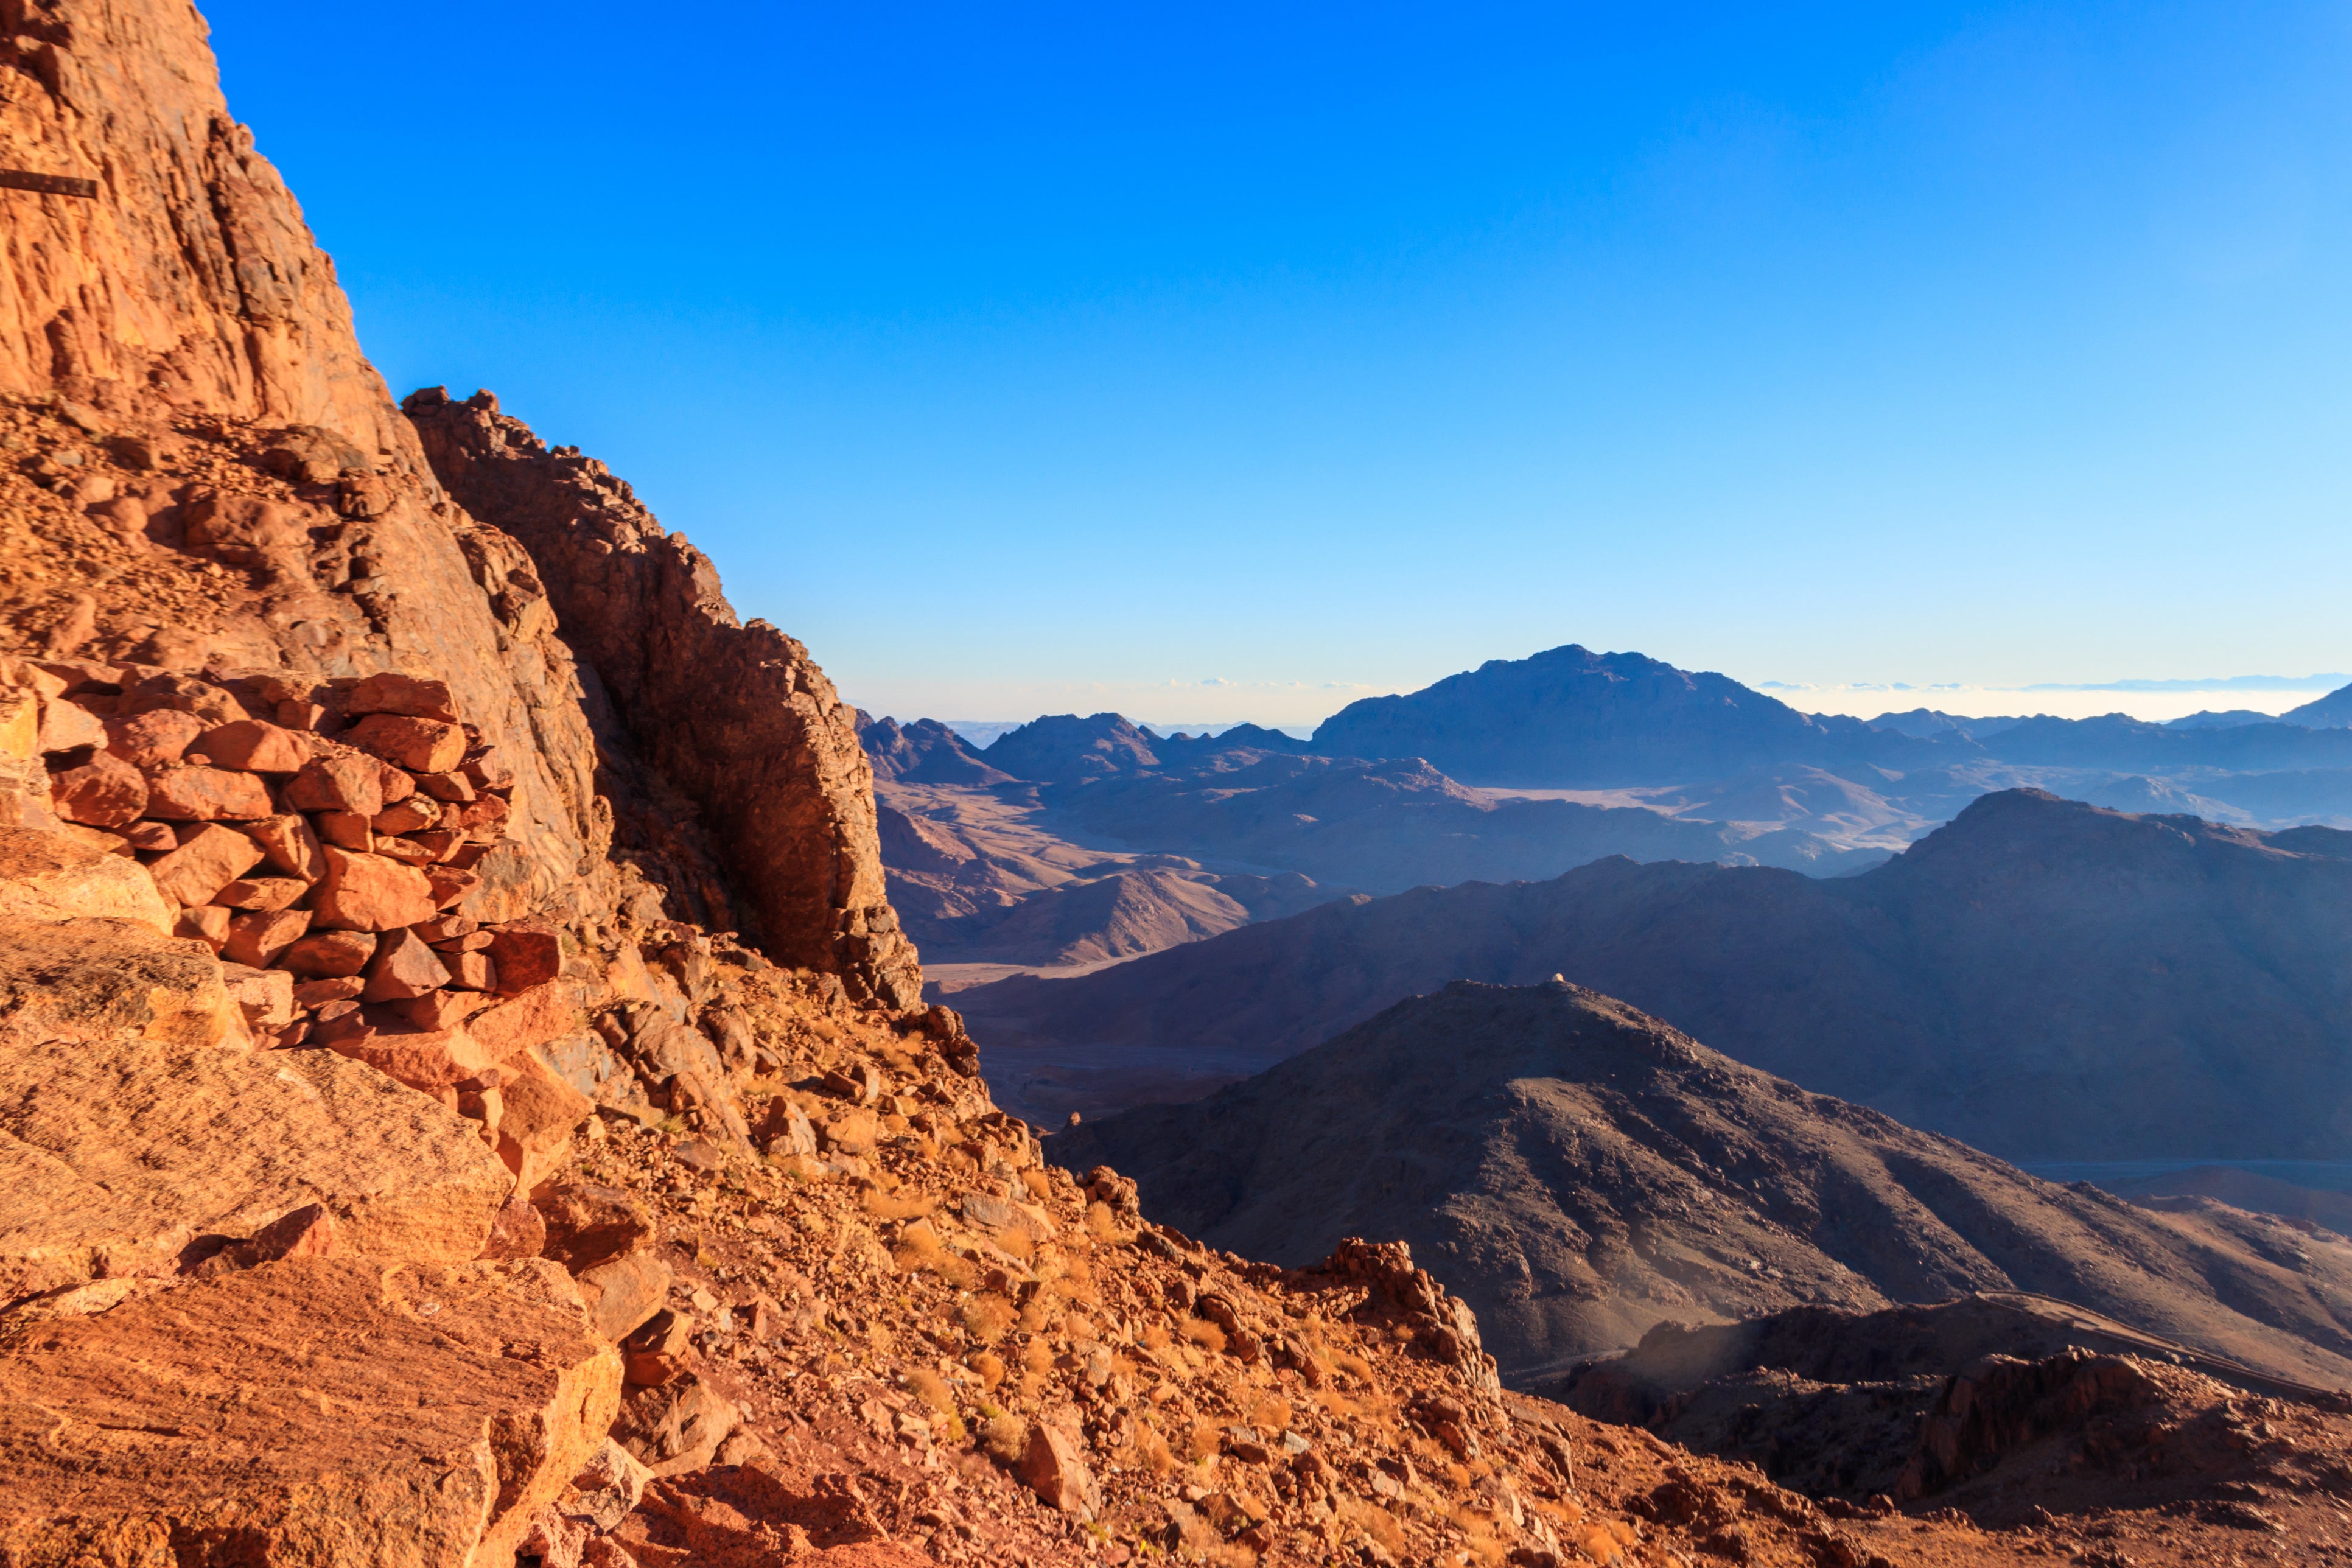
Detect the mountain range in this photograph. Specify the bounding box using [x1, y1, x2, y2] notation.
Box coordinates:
[960, 789, 2352, 1161]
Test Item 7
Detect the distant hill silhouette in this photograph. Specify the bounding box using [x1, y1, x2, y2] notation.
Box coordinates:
[2285, 679, 2352, 729]
[981, 712, 1162, 781]
[1051, 982, 2352, 1387]
[857, 712, 1013, 785]
[965, 790, 2352, 1160]
[1311, 644, 1937, 786]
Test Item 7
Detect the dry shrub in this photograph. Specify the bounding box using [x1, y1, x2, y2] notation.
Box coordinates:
[1020, 1168, 1052, 1200]
[1333, 1349, 1374, 1381]
[1532, 1497, 1586, 1530]
[1186, 1420, 1225, 1463]
[960, 1293, 1017, 1345]
[981, 1414, 1027, 1465]
[998, 1227, 1036, 1262]
[1141, 1322, 1173, 1351]
[862, 1186, 935, 1222]
[1182, 1318, 1227, 1354]
[943, 1146, 979, 1177]
[1063, 1312, 1098, 1343]
[1247, 1396, 1292, 1434]
[1339, 1499, 1408, 1560]
[1084, 1201, 1124, 1241]
[1017, 1293, 1058, 1335]
[1444, 1460, 1472, 1489]
[1580, 1524, 1625, 1563]
[969, 1349, 1007, 1388]
[1122, 1421, 1176, 1475]
[1023, 1339, 1057, 1376]
[909, 1368, 954, 1412]
[1312, 1387, 1360, 1419]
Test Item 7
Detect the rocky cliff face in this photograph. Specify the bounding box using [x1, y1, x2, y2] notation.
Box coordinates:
[404, 388, 922, 1010]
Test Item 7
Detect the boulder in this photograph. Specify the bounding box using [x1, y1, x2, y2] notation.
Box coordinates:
[0, 828, 171, 931]
[611, 1371, 739, 1478]
[0, 915, 242, 1051]
[197, 718, 310, 772]
[577, 1250, 671, 1343]
[147, 822, 265, 906]
[236, 813, 327, 880]
[213, 876, 309, 910]
[1017, 1419, 1102, 1516]
[0, 1032, 513, 1298]
[142, 765, 275, 821]
[348, 671, 461, 723]
[497, 1048, 597, 1192]
[347, 712, 467, 774]
[103, 708, 205, 771]
[277, 928, 377, 977]
[47, 751, 147, 827]
[362, 925, 453, 1003]
[487, 923, 564, 992]
[0, 1257, 620, 1568]
[222, 908, 311, 967]
[284, 752, 386, 816]
[312, 845, 438, 931]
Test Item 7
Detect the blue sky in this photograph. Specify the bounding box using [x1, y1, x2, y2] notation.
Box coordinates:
[209, 2, 2352, 727]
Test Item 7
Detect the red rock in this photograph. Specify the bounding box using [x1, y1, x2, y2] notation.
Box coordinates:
[417, 771, 476, 803]
[415, 915, 479, 942]
[488, 925, 564, 993]
[212, 877, 308, 911]
[1018, 1421, 1102, 1516]
[461, 746, 514, 791]
[314, 811, 373, 850]
[236, 813, 325, 881]
[149, 822, 267, 906]
[470, 983, 574, 1065]
[277, 929, 378, 978]
[377, 763, 417, 805]
[433, 929, 493, 952]
[446, 950, 498, 992]
[498, 1050, 595, 1193]
[196, 719, 310, 773]
[223, 909, 312, 967]
[479, 1194, 547, 1261]
[533, 1185, 656, 1275]
[292, 975, 366, 1007]
[374, 835, 438, 867]
[104, 709, 206, 771]
[222, 964, 295, 1027]
[394, 990, 488, 1031]
[49, 752, 147, 827]
[410, 828, 465, 863]
[578, 1251, 671, 1342]
[362, 926, 452, 1002]
[36, 695, 106, 754]
[457, 793, 511, 835]
[173, 904, 232, 951]
[122, 821, 178, 853]
[144, 765, 274, 821]
[429, 866, 482, 909]
[312, 846, 438, 931]
[274, 699, 327, 731]
[347, 712, 467, 774]
[284, 752, 385, 816]
[373, 795, 442, 834]
[347, 672, 460, 723]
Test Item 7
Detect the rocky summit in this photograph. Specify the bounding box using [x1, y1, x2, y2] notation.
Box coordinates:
[3, 5, 2351, 1568]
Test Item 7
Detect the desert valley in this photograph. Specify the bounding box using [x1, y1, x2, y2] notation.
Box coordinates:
[2, 5, 2351, 1568]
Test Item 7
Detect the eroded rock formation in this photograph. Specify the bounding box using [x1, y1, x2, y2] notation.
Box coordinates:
[404, 387, 922, 1010]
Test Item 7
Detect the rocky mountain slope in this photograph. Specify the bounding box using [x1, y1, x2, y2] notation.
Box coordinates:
[1050, 981, 2352, 1390]
[860, 713, 1015, 785]
[958, 790, 2352, 1160]
[7, 5, 2352, 1565]
[2286, 679, 2352, 727]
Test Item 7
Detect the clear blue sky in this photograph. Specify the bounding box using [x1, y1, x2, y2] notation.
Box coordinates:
[208, 1, 2352, 727]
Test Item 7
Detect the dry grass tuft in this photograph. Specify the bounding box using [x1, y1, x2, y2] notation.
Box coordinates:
[1122, 1421, 1177, 1475]
[1020, 1168, 1053, 1200]
[909, 1368, 954, 1412]
[959, 1293, 1017, 1345]
[998, 1227, 1037, 1262]
[1084, 1200, 1125, 1241]
[969, 1349, 1006, 1388]
[1186, 1420, 1225, 1463]
[1247, 1396, 1292, 1434]
[862, 1186, 936, 1222]
[1339, 1499, 1408, 1559]
[1141, 1322, 1173, 1351]
[1182, 1317, 1227, 1353]
[982, 1413, 1027, 1465]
